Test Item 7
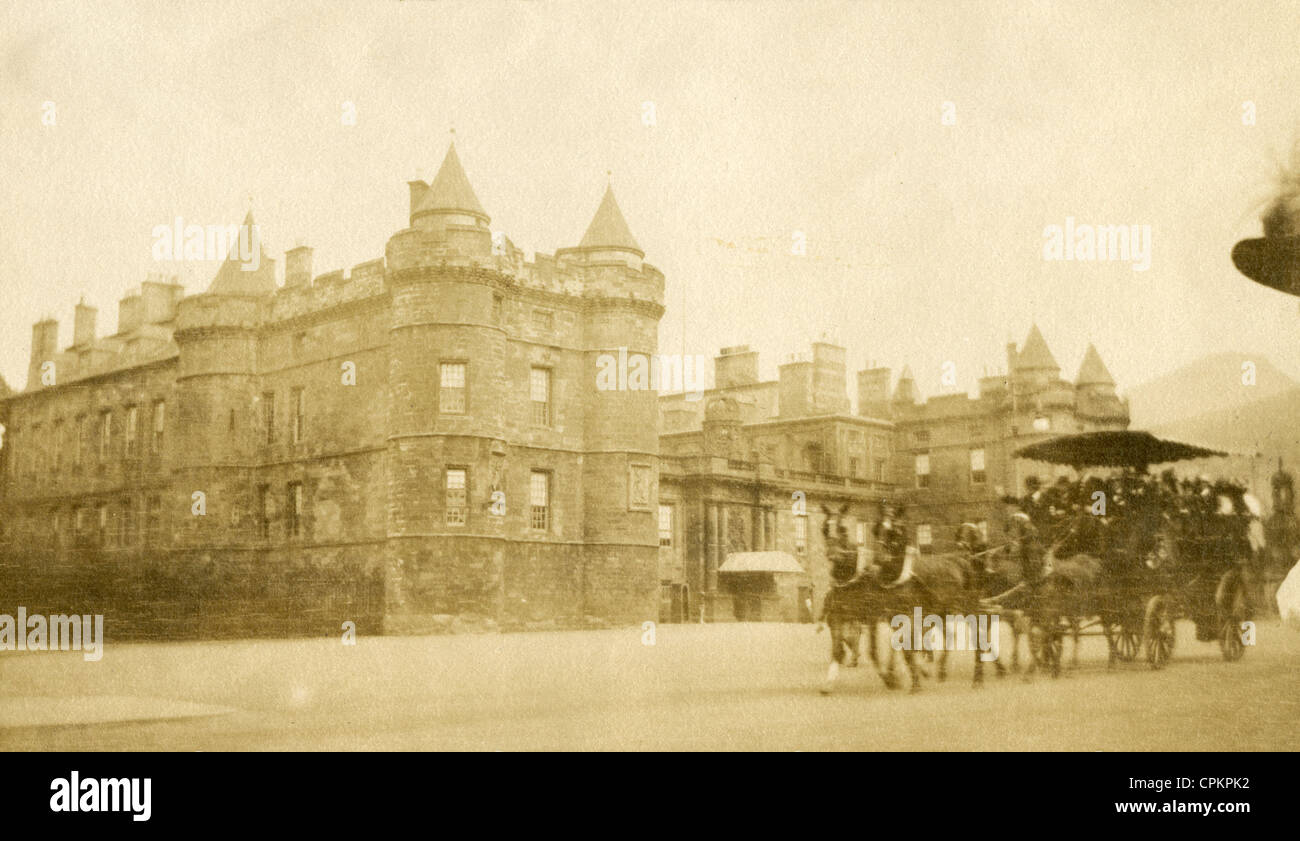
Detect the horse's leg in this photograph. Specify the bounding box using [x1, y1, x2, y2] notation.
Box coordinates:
[937, 640, 949, 682]
[904, 648, 922, 694]
[1071, 618, 1082, 668]
[973, 644, 985, 687]
[1103, 619, 1116, 670]
[821, 620, 844, 695]
[846, 621, 861, 667]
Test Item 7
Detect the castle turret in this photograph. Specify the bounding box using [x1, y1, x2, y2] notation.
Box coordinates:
[1075, 343, 1116, 395]
[406, 143, 492, 258]
[567, 183, 664, 620]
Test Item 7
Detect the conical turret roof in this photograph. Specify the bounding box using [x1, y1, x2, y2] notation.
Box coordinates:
[416, 143, 488, 219]
[579, 185, 642, 254]
[1076, 343, 1116, 386]
[1014, 324, 1060, 371]
[207, 210, 276, 296]
[893, 364, 918, 402]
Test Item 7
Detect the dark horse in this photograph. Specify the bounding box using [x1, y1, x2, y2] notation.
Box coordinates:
[820, 510, 994, 693]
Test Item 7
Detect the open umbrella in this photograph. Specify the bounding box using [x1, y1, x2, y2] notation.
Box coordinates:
[1012, 430, 1227, 470]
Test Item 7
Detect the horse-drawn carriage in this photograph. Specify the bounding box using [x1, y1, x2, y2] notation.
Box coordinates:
[1011, 431, 1256, 675]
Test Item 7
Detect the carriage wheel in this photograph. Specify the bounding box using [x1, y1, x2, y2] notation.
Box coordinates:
[1143, 596, 1175, 670]
[1114, 624, 1140, 663]
[1218, 572, 1246, 663]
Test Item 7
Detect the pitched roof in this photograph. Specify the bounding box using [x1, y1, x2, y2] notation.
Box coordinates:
[1015, 324, 1060, 371]
[416, 143, 488, 219]
[579, 185, 642, 253]
[893, 364, 917, 401]
[1076, 343, 1116, 386]
[207, 211, 276, 297]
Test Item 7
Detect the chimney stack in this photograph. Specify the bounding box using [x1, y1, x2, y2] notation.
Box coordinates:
[27, 318, 58, 390]
[715, 345, 758, 389]
[857, 367, 892, 419]
[73, 301, 97, 347]
[285, 245, 314, 288]
[408, 180, 429, 221]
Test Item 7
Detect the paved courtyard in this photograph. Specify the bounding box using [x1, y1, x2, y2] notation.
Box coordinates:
[1, 619, 1296, 751]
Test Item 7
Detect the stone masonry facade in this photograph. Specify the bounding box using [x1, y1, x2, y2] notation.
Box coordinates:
[0, 143, 664, 633]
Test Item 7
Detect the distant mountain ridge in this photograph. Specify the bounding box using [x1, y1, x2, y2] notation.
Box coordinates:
[1126, 352, 1297, 430]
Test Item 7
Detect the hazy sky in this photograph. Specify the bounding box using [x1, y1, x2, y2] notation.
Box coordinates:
[3, 0, 1300, 403]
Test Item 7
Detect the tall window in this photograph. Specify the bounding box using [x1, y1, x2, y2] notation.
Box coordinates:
[529, 471, 550, 531]
[96, 504, 108, 547]
[856, 522, 867, 546]
[440, 363, 466, 413]
[121, 496, 136, 547]
[977, 520, 989, 542]
[915, 453, 931, 489]
[658, 504, 673, 547]
[53, 419, 64, 472]
[262, 392, 276, 444]
[75, 507, 88, 541]
[125, 406, 140, 457]
[30, 423, 42, 474]
[98, 411, 112, 462]
[145, 494, 161, 546]
[969, 448, 986, 485]
[151, 400, 165, 453]
[917, 524, 933, 551]
[76, 415, 88, 467]
[256, 485, 271, 539]
[287, 481, 304, 539]
[530, 367, 551, 426]
[794, 514, 808, 554]
[445, 468, 467, 526]
[874, 458, 888, 482]
[291, 386, 305, 444]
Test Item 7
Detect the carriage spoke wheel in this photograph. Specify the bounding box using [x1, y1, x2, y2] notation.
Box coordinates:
[1217, 573, 1246, 663]
[1114, 625, 1139, 663]
[1143, 596, 1175, 670]
[1220, 619, 1244, 662]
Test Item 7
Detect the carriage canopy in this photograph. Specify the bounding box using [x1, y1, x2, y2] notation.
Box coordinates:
[1013, 430, 1227, 470]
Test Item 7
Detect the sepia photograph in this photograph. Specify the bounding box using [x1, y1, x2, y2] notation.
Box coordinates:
[0, 0, 1295, 806]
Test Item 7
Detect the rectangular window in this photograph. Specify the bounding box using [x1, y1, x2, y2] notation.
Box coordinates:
[445, 468, 467, 526]
[30, 424, 42, 475]
[440, 362, 466, 414]
[492, 294, 503, 324]
[794, 515, 807, 554]
[291, 386, 305, 444]
[76, 415, 88, 466]
[849, 456, 861, 477]
[256, 485, 271, 539]
[529, 471, 550, 531]
[915, 453, 931, 489]
[977, 520, 989, 543]
[125, 406, 139, 457]
[121, 496, 136, 547]
[658, 504, 673, 547]
[287, 481, 304, 539]
[98, 411, 112, 462]
[52, 419, 64, 472]
[913, 430, 930, 446]
[151, 400, 165, 452]
[96, 504, 108, 547]
[530, 367, 551, 427]
[856, 522, 867, 546]
[531, 309, 553, 332]
[75, 507, 89, 540]
[874, 458, 888, 482]
[917, 524, 933, 550]
[262, 392, 276, 444]
[145, 495, 161, 546]
[969, 448, 986, 485]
